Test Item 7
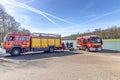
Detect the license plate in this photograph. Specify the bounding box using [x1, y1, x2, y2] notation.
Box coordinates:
[93, 43, 100, 46]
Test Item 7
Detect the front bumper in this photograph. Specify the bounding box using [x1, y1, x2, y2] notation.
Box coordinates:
[89, 47, 102, 51]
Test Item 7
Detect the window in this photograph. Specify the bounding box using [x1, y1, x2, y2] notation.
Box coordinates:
[9, 36, 15, 41]
[20, 36, 29, 41]
[89, 38, 101, 43]
[15, 36, 19, 41]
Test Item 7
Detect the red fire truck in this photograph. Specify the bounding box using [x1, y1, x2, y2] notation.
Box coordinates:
[76, 35, 103, 51]
[2, 33, 62, 56]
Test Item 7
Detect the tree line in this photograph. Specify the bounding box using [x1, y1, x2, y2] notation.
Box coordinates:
[62, 26, 120, 40]
[0, 4, 30, 43]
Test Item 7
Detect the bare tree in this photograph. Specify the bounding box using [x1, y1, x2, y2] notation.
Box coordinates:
[0, 4, 30, 43]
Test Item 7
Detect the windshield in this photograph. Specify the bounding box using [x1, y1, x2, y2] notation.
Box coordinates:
[89, 38, 102, 43]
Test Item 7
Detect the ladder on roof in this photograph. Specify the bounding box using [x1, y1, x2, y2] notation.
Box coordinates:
[31, 33, 61, 38]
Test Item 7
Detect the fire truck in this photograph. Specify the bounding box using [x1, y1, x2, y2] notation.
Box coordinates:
[76, 35, 103, 51]
[2, 33, 62, 56]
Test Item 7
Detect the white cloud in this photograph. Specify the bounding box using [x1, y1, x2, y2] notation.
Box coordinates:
[0, 0, 15, 16]
[20, 15, 65, 35]
[63, 9, 120, 31]
[0, 0, 63, 32]
[20, 15, 44, 33]
[0, 0, 78, 35]
[82, 9, 120, 25]
[21, 15, 30, 24]
[0, 0, 75, 31]
[20, 15, 45, 33]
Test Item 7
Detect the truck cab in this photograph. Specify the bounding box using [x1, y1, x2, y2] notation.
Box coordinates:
[3, 33, 30, 56]
[77, 35, 103, 51]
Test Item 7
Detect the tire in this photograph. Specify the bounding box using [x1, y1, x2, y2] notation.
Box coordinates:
[49, 47, 54, 53]
[44, 51, 49, 53]
[10, 48, 21, 56]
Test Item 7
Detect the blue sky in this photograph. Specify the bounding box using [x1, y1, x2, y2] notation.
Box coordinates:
[1, 0, 120, 36]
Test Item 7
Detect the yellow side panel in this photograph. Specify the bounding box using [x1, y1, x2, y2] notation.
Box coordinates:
[48, 39, 55, 46]
[55, 39, 61, 47]
[32, 38, 41, 48]
[41, 38, 48, 48]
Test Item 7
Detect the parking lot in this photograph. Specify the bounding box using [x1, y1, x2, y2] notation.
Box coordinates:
[0, 50, 120, 80]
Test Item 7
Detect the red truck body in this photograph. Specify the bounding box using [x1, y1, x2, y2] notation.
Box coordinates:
[3, 33, 30, 52]
[76, 35, 103, 51]
[2, 33, 62, 56]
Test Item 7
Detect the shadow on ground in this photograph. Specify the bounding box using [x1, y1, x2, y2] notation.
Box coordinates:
[99, 49, 120, 53]
[4, 51, 82, 60]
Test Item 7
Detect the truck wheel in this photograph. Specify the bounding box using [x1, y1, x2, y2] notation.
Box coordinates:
[44, 51, 49, 53]
[10, 48, 21, 56]
[49, 47, 54, 53]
